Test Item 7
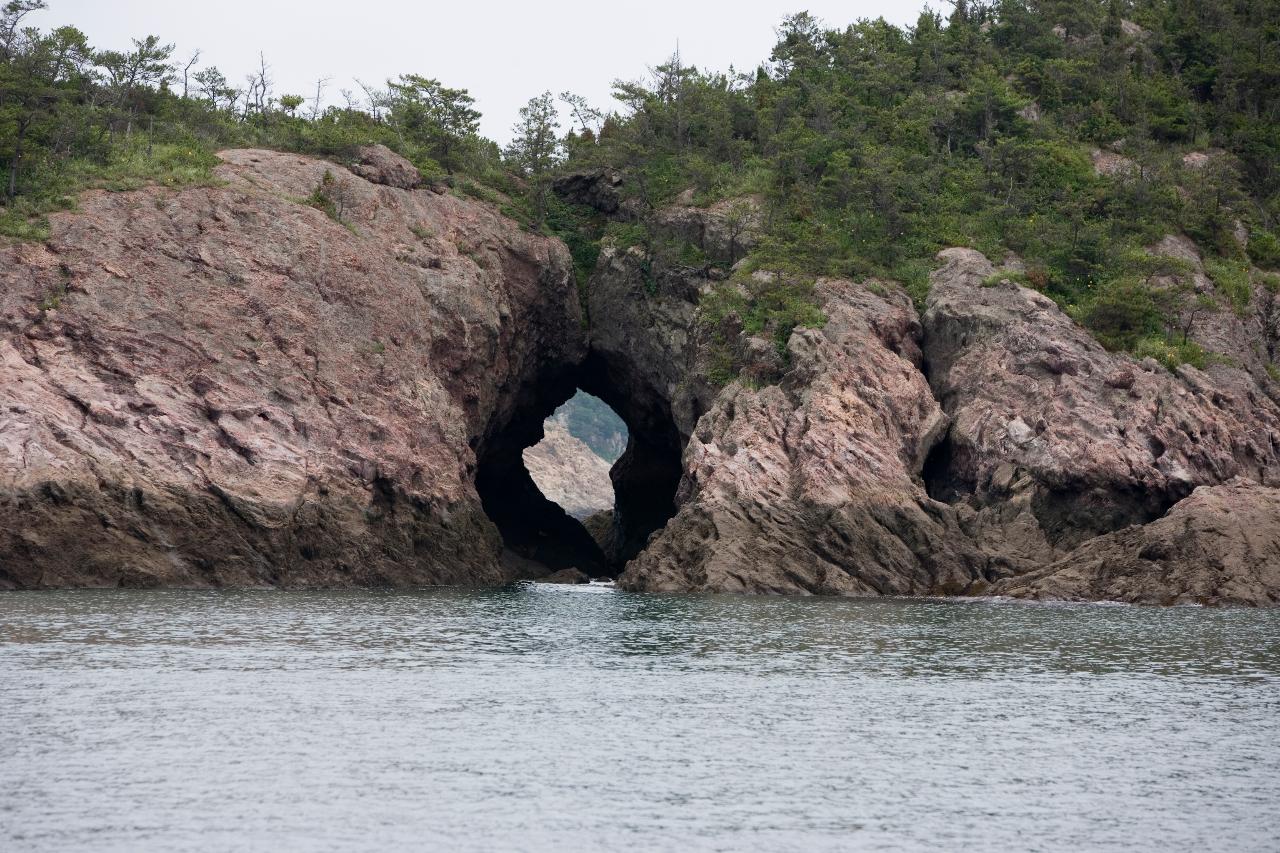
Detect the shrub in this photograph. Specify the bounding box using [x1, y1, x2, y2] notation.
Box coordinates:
[1204, 256, 1253, 314]
[1249, 229, 1280, 269]
[306, 169, 354, 224]
[1080, 281, 1161, 352]
[700, 273, 827, 384]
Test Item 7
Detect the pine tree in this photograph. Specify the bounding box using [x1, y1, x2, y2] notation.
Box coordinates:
[505, 92, 560, 225]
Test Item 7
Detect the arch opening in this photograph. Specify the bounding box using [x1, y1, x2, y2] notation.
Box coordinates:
[524, 391, 626, 522]
[475, 362, 683, 579]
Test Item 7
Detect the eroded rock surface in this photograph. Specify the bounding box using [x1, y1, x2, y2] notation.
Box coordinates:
[0, 148, 583, 588]
[993, 480, 1280, 606]
[615, 277, 984, 595]
[922, 247, 1280, 588]
[562, 178, 1280, 604]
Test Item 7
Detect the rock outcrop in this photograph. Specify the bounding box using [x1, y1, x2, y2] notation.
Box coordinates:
[992, 480, 1280, 606]
[651, 195, 762, 267]
[616, 278, 985, 595]
[1146, 233, 1276, 378]
[551, 169, 628, 218]
[0, 148, 583, 588]
[350, 144, 423, 190]
[921, 247, 1280, 577]
[558, 171, 1280, 604]
[4, 154, 1280, 605]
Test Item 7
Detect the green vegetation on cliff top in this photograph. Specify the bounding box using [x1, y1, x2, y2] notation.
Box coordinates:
[3, 0, 1279, 369]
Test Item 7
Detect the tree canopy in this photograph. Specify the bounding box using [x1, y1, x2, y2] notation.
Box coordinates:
[1, 0, 1278, 368]
[555, 0, 1280, 368]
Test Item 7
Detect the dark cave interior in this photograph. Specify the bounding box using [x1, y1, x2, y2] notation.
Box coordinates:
[475, 352, 684, 578]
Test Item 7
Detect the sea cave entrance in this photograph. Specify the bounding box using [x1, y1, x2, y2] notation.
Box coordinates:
[475, 359, 684, 579]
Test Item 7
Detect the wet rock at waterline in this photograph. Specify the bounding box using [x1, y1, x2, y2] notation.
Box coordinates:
[992, 480, 1280, 606]
[538, 567, 593, 585]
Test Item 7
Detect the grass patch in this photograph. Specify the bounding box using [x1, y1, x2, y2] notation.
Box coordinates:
[1, 142, 220, 242]
[982, 269, 1032, 288]
[889, 258, 935, 310]
[1204, 256, 1253, 315]
[700, 272, 827, 384]
[1133, 335, 1208, 370]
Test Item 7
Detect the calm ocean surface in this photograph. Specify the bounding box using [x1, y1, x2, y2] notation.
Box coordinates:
[1, 585, 1277, 852]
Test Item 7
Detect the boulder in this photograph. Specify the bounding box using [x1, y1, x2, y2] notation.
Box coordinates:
[350, 144, 422, 190]
[994, 480, 1280, 606]
[552, 169, 626, 217]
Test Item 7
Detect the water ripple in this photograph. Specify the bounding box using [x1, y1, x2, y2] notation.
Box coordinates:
[1, 586, 1278, 852]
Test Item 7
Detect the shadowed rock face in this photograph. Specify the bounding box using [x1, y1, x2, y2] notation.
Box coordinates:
[574, 253, 700, 568]
[992, 479, 1280, 606]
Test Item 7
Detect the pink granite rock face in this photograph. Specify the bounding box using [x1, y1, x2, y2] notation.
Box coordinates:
[616, 278, 985, 595]
[5, 155, 1280, 605]
[921, 247, 1280, 585]
[0, 149, 583, 588]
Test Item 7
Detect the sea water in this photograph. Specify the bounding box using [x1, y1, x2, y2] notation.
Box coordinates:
[1, 586, 1277, 851]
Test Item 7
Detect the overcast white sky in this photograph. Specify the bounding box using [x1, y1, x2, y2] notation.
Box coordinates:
[35, 1, 929, 142]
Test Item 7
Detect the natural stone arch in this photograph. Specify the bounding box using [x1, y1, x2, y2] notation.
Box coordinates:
[473, 345, 686, 578]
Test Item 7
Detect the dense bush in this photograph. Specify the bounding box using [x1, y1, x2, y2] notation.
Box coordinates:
[0, 1, 511, 239]
[557, 1, 1280, 368]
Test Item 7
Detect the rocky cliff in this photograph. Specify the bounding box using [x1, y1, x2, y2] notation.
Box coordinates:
[565, 174, 1280, 605]
[0, 147, 585, 588]
[614, 275, 986, 595]
[922, 248, 1280, 571]
[3, 152, 1279, 604]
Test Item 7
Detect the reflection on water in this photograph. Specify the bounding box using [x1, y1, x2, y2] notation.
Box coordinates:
[1, 586, 1278, 852]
